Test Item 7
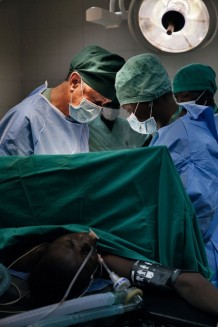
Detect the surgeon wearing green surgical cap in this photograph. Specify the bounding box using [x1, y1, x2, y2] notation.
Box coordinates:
[0, 45, 125, 156]
[115, 53, 218, 288]
[172, 63, 218, 113]
[115, 53, 177, 133]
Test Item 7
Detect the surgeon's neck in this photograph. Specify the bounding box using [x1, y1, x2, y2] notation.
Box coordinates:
[100, 114, 115, 131]
[50, 82, 70, 116]
[155, 93, 180, 128]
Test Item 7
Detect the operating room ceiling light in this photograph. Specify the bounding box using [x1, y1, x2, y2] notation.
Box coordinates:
[86, 0, 127, 28]
[128, 0, 218, 53]
[86, 0, 217, 53]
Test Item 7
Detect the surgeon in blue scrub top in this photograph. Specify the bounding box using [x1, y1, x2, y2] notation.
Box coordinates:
[172, 63, 218, 113]
[172, 63, 218, 133]
[115, 53, 218, 288]
[0, 45, 125, 155]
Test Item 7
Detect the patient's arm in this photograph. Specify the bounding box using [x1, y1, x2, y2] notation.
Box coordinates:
[102, 254, 218, 316]
[174, 272, 218, 315]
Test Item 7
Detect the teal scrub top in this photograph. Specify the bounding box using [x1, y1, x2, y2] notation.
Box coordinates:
[88, 115, 147, 151]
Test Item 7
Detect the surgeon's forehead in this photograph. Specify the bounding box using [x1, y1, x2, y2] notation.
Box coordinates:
[175, 90, 202, 96]
[122, 102, 152, 112]
[84, 83, 111, 104]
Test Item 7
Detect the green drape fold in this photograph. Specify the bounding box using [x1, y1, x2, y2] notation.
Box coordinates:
[0, 146, 212, 279]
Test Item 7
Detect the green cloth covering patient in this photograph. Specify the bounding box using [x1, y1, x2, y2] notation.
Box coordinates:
[0, 147, 212, 280]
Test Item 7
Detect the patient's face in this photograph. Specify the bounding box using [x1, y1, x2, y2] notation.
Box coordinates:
[29, 232, 99, 305]
[48, 232, 98, 269]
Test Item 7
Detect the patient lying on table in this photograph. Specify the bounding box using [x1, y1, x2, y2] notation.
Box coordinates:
[6, 231, 218, 317]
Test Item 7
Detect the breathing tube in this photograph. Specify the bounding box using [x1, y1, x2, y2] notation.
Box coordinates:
[0, 291, 130, 327]
[98, 255, 143, 304]
[29, 298, 142, 327]
[27, 256, 144, 327]
[0, 263, 11, 297]
[0, 256, 143, 327]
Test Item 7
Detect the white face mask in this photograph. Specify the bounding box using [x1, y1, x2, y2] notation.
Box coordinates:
[69, 80, 102, 123]
[102, 107, 120, 121]
[127, 102, 158, 135]
[177, 100, 195, 105]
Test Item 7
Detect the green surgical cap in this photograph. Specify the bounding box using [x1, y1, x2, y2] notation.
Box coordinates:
[172, 64, 217, 95]
[69, 45, 125, 100]
[115, 53, 172, 105]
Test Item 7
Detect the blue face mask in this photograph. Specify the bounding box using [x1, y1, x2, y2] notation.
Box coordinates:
[127, 102, 158, 135]
[69, 98, 102, 123]
[69, 81, 102, 123]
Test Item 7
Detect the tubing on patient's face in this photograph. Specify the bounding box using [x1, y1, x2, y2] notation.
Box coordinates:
[28, 232, 98, 305]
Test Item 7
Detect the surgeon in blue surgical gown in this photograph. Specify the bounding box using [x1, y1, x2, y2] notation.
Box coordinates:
[0, 45, 125, 155]
[115, 53, 218, 287]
